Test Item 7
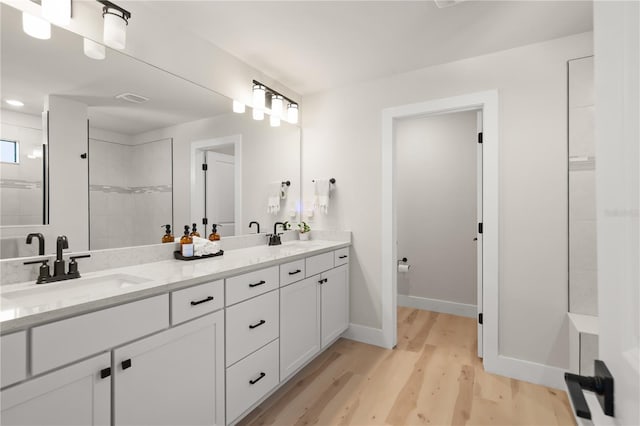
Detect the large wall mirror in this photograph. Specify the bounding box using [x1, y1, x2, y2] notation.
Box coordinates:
[0, 3, 301, 259]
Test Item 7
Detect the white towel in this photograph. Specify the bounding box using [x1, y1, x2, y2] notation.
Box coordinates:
[313, 179, 331, 214]
[192, 236, 220, 256]
[280, 183, 289, 200]
[267, 181, 281, 214]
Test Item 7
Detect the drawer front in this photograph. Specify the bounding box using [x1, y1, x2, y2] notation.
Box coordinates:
[279, 259, 305, 287]
[1, 331, 27, 388]
[226, 290, 279, 366]
[305, 252, 334, 277]
[226, 339, 279, 423]
[171, 280, 224, 325]
[226, 266, 279, 306]
[334, 247, 350, 266]
[32, 295, 169, 375]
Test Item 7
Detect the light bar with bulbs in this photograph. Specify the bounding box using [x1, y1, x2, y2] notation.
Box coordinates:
[249, 80, 299, 125]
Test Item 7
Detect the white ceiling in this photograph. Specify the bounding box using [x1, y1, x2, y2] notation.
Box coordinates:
[1, 4, 229, 135]
[146, 0, 593, 95]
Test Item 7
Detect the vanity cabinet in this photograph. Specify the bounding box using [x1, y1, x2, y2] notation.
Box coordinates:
[320, 264, 350, 348]
[114, 311, 225, 426]
[0, 353, 111, 426]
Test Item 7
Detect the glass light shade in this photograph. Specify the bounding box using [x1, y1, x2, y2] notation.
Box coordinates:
[22, 13, 51, 40]
[270, 114, 281, 127]
[287, 104, 299, 124]
[103, 9, 127, 50]
[271, 95, 283, 118]
[42, 0, 71, 26]
[5, 99, 24, 107]
[83, 38, 106, 60]
[252, 108, 264, 121]
[252, 84, 266, 109]
[233, 100, 246, 113]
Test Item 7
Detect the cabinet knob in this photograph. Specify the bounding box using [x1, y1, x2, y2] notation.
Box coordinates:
[100, 367, 111, 379]
[121, 359, 132, 370]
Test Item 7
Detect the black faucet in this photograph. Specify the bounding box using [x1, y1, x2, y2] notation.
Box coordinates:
[23, 235, 91, 284]
[249, 221, 260, 234]
[26, 233, 45, 256]
[268, 222, 285, 246]
[54, 236, 69, 277]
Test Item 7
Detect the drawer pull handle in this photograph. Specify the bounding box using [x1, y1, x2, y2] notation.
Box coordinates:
[121, 359, 132, 370]
[288, 269, 302, 275]
[249, 372, 266, 385]
[249, 280, 266, 288]
[249, 319, 266, 329]
[318, 278, 328, 285]
[100, 367, 111, 379]
[190, 296, 214, 306]
[339, 255, 348, 259]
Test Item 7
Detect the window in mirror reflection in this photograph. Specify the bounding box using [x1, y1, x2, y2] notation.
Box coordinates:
[1, 139, 19, 163]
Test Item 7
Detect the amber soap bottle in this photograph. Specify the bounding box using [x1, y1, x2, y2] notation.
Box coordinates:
[208, 224, 221, 241]
[161, 224, 174, 243]
[190, 223, 201, 238]
[180, 225, 194, 257]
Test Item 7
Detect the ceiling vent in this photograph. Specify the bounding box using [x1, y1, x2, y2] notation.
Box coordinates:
[434, 0, 467, 8]
[115, 92, 149, 104]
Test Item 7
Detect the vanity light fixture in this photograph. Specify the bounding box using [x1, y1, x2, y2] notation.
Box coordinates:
[98, 0, 131, 50]
[252, 108, 265, 121]
[252, 84, 266, 110]
[251, 80, 299, 124]
[22, 12, 51, 40]
[42, 0, 71, 26]
[83, 38, 106, 60]
[5, 99, 25, 107]
[232, 100, 246, 114]
[271, 95, 283, 118]
[287, 103, 299, 124]
[270, 114, 281, 127]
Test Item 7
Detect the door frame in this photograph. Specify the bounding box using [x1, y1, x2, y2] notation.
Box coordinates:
[381, 91, 499, 367]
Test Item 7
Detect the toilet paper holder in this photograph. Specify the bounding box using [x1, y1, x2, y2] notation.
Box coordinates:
[398, 257, 408, 264]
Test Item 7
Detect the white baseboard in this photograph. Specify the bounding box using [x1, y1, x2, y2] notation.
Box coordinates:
[484, 354, 567, 390]
[398, 294, 477, 318]
[343, 323, 386, 347]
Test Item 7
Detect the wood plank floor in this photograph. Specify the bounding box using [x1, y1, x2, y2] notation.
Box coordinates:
[238, 307, 576, 426]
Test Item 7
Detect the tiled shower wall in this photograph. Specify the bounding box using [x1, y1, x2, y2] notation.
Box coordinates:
[0, 111, 43, 227]
[89, 138, 172, 250]
[568, 56, 597, 315]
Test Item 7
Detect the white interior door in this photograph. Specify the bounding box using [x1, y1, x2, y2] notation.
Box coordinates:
[476, 110, 484, 358]
[584, 2, 639, 425]
[206, 151, 235, 236]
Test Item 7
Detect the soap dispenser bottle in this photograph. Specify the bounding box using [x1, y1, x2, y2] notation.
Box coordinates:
[190, 223, 201, 238]
[161, 224, 174, 243]
[208, 224, 221, 241]
[180, 225, 194, 257]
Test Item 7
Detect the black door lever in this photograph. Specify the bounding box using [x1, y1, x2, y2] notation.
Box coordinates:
[564, 359, 614, 420]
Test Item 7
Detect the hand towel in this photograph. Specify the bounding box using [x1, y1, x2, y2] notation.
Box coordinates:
[193, 236, 220, 256]
[313, 179, 331, 214]
[267, 181, 281, 214]
[280, 182, 289, 200]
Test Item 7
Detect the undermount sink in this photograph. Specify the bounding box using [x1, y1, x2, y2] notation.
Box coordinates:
[1, 274, 152, 305]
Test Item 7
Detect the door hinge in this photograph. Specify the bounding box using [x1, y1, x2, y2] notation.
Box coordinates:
[202, 163, 208, 171]
[478, 132, 483, 144]
[478, 313, 483, 324]
[478, 222, 483, 234]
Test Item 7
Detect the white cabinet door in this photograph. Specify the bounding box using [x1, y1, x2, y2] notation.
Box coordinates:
[321, 264, 349, 348]
[280, 276, 321, 381]
[0, 353, 110, 426]
[114, 311, 225, 426]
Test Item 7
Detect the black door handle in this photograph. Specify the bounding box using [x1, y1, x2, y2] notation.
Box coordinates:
[249, 319, 266, 329]
[339, 255, 348, 259]
[190, 296, 214, 306]
[121, 359, 132, 370]
[288, 269, 301, 275]
[564, 360, 614, 420]
[249, 372, 266, 385]
[100, 367, 111, 379]
[249, 280, 266, 288]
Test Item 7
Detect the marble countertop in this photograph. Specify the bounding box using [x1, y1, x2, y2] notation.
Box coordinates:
[0, 240, 350, 335]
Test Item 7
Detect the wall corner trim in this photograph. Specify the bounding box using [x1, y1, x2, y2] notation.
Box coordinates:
[343, 323, 387, 348]
[397, 294, 477, 318]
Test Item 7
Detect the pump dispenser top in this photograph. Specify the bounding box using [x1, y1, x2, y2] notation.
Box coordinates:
[208, 224, 220, 241]
[190, 223, 201, 238]
[161, 224, 174, 243]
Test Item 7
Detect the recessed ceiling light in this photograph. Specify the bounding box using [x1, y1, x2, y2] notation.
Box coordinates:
[5, 99, 25, 107]
[115, 92, 149, 104]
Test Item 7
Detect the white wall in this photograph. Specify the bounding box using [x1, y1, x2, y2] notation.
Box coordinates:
[396, 111, 477, 306]
[302, 32, 593, 369]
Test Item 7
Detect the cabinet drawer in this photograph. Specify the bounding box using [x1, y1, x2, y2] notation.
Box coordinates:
[171, 280, 224, 325]
[334, 248, 350, 266]
[1, 331, 27, 388]
[305, 252, 334, 277]
[32, 295, 169, 375]
[279, 259, 305, 287]
[226, 290, 279, 366]
[226, 266, 279, 306]
[226, 339, 279, 423]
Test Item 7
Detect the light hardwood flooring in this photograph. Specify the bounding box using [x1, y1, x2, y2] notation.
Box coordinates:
[238, 307, 576, 426]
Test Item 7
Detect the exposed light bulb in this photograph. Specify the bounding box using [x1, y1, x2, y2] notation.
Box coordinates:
[271, 95, 283, 118]
[270, 114, 281, 127]
[252, 108, 264, 121]
[42, 0, 71, 26]
[103, 7, 127, 49]
[252, 84, 266, 110]
[233, 100, 246, 113]
[5, 99, 25, 107]
[22, 12, 51, 40]
[287, 103, 299, 124]
[83, 38, 106, 60]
